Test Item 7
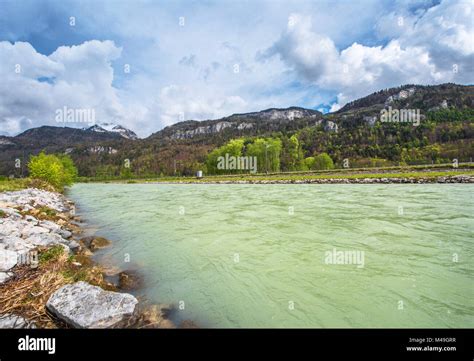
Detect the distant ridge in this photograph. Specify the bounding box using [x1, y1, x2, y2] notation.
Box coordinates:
[0, 83, 472, 177]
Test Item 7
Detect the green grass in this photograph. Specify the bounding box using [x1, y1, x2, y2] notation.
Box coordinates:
[37, 206, 57, 217]
[0, 177, 60, 192]
[260, 170, 473, 181]
[152, 169, 474, 183]
[39, 245, 64, 264]
[77, 162, 474, 184]
[77, 168, 474, 184]
[4, 164, 471, 188]
[0, 178, 32, 192]
[61, 268, 88, 282]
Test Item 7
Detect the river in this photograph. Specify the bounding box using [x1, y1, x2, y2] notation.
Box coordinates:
[68, 183, 474, 328]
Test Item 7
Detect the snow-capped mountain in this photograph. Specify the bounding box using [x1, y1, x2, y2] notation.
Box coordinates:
[86, 123, 138, 140]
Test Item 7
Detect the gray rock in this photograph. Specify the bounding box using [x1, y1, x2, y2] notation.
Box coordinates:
[0, 271, 13, 284]
[0, 219, 25, 238]
[21, 204, 34, 212]
[24, 215, 38, 224]
[0, 188, 69, 213]
[68, 240, 81, 253]
[46, 281, 138, 328]
[25, 233, 67, 247]
[57, 229, 72, 239]
[21, 225, 50, 238]
[0, 235, 35, 254]
[60, 244, 71, 255]
[38, 221, 72, 239]
[0, 314, 36, 328]
[0, 207, 21, 220]
[0, 249, 17, 271]
[0, 234, 21, 245]
[39, 220, 61, 232]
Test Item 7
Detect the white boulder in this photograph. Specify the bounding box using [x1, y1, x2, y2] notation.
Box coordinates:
[46, 282, 138, 328]
[0, 249, 18, 271]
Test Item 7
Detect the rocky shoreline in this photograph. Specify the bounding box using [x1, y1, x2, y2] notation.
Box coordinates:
[171, 174, 474, 184]
[0, 188, 184, 329]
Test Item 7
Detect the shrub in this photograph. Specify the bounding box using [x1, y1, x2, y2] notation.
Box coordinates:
[313, 153, 335, 170]
[58, 154, 78, 185]
[27, 152, 78, 191]
[304, 157, 316, 170]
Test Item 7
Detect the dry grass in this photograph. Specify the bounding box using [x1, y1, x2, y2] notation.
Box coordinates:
[0, 249, 70, 328]
[0, 246, 181, 328]
[0, 246, 112, 328]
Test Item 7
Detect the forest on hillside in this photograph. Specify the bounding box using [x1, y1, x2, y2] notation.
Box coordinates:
[74, 107, 473, 178]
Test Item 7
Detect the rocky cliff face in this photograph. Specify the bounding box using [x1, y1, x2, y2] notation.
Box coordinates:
[227, 107, 320, 121]
[171, 121, 235, 139]
[86, 123, 138, 140]
[160, 107, 322, 140]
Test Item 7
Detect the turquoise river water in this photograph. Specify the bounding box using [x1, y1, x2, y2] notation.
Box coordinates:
[68, 183, 473, 328]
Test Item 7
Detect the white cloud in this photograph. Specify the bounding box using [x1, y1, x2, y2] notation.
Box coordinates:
[0, 40, 131, 135]
[379, 0, 474, 56]
[1, 0, 472, 137]
[156, 85, 248, 127]
[263, 14, 340, 83]
[262, 0, 474, 110]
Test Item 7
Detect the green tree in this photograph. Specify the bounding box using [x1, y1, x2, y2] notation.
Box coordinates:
[281, 135, 304, 171]
[304, 156, 316, 170]
[120, 167, 133, 179]
[58, 154, 78, 185]
[246, 137, 282, 173]
[313, 153, 335, 170]
[28, 152, 78, 190]
[206, 138, 245, 174]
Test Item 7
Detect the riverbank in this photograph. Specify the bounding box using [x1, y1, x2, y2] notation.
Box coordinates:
[0, 187, 184, 328]
[80, 169, 474, 185]
[162, 173, 474, 184]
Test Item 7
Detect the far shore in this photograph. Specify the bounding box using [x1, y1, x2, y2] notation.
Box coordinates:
[145, 174, 474, 184]
[75, 163, 474, 185]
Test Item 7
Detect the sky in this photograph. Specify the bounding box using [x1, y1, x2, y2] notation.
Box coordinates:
[0, 0, 473, 137]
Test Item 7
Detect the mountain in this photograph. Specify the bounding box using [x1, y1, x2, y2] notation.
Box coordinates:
[338, 83, 473, 114]
[14, 126, 123, 146]
[227, 107, 320, 121]
[0, 126, 128, 176]
[0, 83, 472, 177]
[332, 83, 473, 130]
[150, 107, 322, 140]
[0, 136, 15, 146]
[86, 123, 138, 140]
